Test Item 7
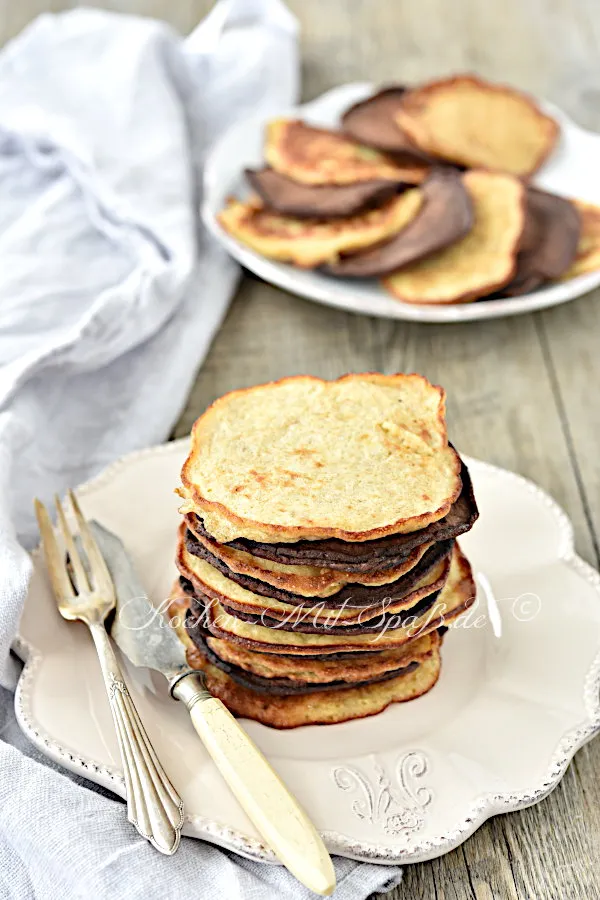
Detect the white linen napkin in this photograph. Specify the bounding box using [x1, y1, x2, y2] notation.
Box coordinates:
[0, 4, 403, 896]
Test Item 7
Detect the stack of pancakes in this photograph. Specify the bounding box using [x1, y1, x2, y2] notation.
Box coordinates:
[171, 373, 478, 728]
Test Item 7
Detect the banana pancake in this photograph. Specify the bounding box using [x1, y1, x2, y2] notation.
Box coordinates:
[201, 630, 440, 683]
[187, 579, 443, 634]
[245, 167, 401, 218]
[182, 525, 452, 610]
[186, 513, 433, 596]
[500, 189, 580, 295]
[167, 582, 442, 727]
[194, 630, 421, 695]
[176, 576, 437, 660]
[324, 169, 473, 278]
[178, 535, 451, 626]
[178, 373, 462, 544]
[341, 85, 433, 159]
[383, 170, 525, 304]
[523, 190, 580, 277]
[187, 456, 477, 572]
[265, 118, 429, 185]
[395, 74, 559, 176]
[193, 544, 474, 655]
[185, 644, 441, 728]
[218, 191, 422, 268]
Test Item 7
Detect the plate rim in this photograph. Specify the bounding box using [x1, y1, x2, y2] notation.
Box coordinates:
[13, 439, 600, 865]
[201, 80, 600, 324]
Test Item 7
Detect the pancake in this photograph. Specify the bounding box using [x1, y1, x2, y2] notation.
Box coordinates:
[500, 189, 580, 295]
[186, 516, 433, 597]
[177, 551, 450, 634]
[182, 524, 452, 610]
[178, 373, 462, 544]
[395, 74, 559, 176]
[196, 630, 420, 695]
[265, 118, 429, 185]
[342, 85, 433, 158]
[518, 195, 546, 255]
[524, 189, 580, 278]
[167, 580, 443, 726]
[184, 643, 441, 728]
[202, 630, 440, 683]
[188, 455, 477, 571]
[217, 191, 422, 268]
[196, 544, 475, 655]
[245, 167, 400, 218]
[178, 535, 452, 626]
[324, 169, 473, 278]
[561, 199, 600, 279]
[383, 170, 525, 304]
[175, 576, 441, 660]
[190, 581, 443, 634]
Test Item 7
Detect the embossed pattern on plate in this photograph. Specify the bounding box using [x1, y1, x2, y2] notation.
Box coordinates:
[14, 440, 600, 864]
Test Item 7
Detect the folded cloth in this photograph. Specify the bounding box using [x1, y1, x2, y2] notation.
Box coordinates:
[0, 4, 403, 897]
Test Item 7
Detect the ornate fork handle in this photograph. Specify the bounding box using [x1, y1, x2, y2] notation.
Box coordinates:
[89, 622, 184, 854]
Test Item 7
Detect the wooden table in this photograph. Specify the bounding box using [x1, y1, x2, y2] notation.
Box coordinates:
[3, 0, 599, 896]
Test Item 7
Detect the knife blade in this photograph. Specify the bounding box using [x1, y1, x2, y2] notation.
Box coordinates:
[90, 523, 192, 686]
[90, 521, 335, 896]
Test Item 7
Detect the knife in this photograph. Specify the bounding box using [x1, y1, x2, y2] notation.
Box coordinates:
[90, 522, 335, 896]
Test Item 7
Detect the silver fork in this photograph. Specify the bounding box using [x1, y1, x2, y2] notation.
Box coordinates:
[34, 491, 184, 855]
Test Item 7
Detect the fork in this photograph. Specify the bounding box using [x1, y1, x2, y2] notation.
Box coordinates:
[34, 491, 184, 855]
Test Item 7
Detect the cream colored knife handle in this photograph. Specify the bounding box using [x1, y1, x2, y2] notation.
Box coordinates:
[89, 623, 184, 854]
[173, 674, 335, 896]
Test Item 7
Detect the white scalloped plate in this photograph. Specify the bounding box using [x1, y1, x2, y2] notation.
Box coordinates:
[14, 440, 600, 864]
[202, 82, 600, 322]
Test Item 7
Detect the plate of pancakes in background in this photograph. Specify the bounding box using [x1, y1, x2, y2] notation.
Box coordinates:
[203, 75, 600, 322]
[17, 374, 600, 864]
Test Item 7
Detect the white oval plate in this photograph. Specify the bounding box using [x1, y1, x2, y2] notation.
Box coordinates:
[14, 441, 600, 864]
[202, 82, 600, 322]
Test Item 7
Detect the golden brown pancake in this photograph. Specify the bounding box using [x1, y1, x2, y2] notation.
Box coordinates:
[217, 191, 422, 268]
[265, 118, 429, 185]
[186, 644, 441, 727]
[199, 635, 421, 695]
[177, 532, 452, 626]
[167, 581, 442, 727]
[183, 524, 452, 610]
[190, 456, 477, 572]
[395, 74, 559, 176]
[202, 631, 440, 684]
[383, 170, 525, 304]
[186, 514, 432, 597]
[190, 583, 443, 635]
[178, 373, 462, 544]
[245, 167, 400, 218]
[561, 199, 600, 279]
[195, 544, 474, 655]
[324, 169, 473, 278]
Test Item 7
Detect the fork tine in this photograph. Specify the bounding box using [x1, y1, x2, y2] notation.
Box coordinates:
[54, 494, 90, 594]
[68, 490, 114, 598]
[34, 499, 75, 600]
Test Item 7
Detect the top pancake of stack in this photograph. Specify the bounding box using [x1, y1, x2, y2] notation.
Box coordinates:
[178, 373, 462, 545]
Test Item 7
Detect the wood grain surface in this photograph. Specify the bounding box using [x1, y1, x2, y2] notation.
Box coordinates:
[3, 0, 600, 896]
